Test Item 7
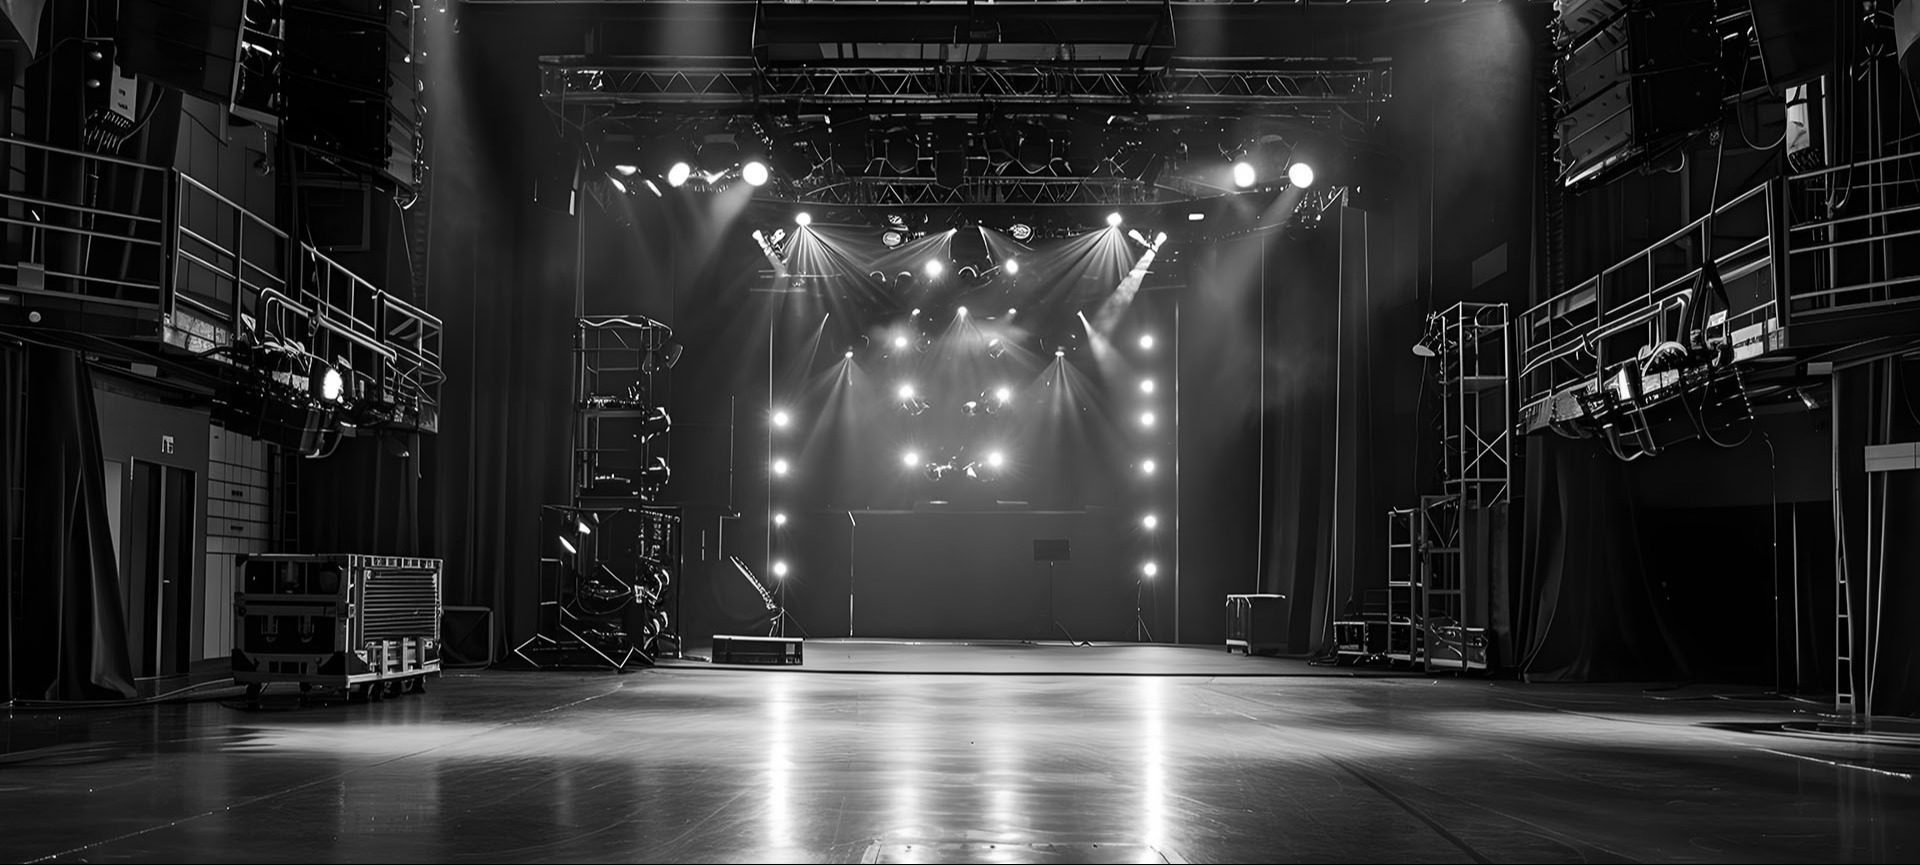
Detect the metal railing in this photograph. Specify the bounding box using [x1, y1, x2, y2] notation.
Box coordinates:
[1516, 180, 1779, 430]
[1, 136, 443, 433]
[1784, 148, 1920, 321]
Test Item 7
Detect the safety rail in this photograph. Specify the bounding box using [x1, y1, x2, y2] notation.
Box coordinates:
[0, 136, 442, 434]
[1516, 180, 1779, 434]
[1783, 148, 1920, 330]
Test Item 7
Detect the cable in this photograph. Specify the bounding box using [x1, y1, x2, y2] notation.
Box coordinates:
[8, 677, 242, 710]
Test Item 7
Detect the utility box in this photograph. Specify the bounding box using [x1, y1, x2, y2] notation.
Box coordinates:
[233, 554, 442, 700]
[1225, 594, 1289, 656]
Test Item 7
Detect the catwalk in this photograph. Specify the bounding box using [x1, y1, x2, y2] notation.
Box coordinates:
[3, 642, 1916, 863]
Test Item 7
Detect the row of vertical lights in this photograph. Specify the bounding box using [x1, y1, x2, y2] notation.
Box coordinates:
[1137, 331, 1162, 583]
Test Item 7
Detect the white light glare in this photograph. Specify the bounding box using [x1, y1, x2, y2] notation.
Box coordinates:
[578, 520, 593, 535]
[773, 512, 788, 526]
[772, 410, 791, 428]
[1141, 411, 1157, 427]
[742, 161, 770, 186]
[925, 259, 944, 278]
[1232, 160, 1256, 188]
[1142, 459, 1158, 474]
[1055, 349, 1066, 358]
[772, 458, 791, 476]
[987, 451, 1006, 468]
[1107, 212, 1123, 227]
[1004, 258, 1019, 275]
[773, 560, 789, 578]
[1139, 334, 1156, 350]
[994, 386, 1012, 402]
[844, 350, 854, 359]
[1288, 162, 1315, 189]
[1143, 514, 1158, 530]
[321, 367, 345, 402]
[667, 162, 692, 187]
[897, 383, 916, 400]
[614, 164, 639, 176]
[606, 174, 626, 192]
[956, 305, 969, 317]
[1155, 232, 1168, 247]
[893, 335, 910, 349]
[795, 212, 812, 227]
[1187, 212, 1206, 221]
[1140, 378, 1155, 394]
[1143, 561, 1159, 577]
[903, 450, 921, 468]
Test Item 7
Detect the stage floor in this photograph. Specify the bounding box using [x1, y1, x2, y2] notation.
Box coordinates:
[4, 641, 1919, 863]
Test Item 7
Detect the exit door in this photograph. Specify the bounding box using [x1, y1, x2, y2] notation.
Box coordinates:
[123, 461, 195, 679]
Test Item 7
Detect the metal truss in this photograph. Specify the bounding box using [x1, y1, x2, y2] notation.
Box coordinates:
[541, 60, 1391, 114]
[791, 175, 1160, 206]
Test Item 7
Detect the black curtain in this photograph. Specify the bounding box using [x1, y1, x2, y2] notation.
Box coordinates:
[1515, 434, 1687, 681]
[12, 346, 137, 700]
[296, 432, 423, 556]
[1833, 360, 1920, 717]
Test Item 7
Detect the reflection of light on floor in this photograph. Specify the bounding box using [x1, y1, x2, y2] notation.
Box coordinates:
[1140, 676, 1165, 849]
[766, 674, 795, 855]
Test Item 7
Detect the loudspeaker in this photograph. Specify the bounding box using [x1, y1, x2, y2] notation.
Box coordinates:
[115, 0, 246, 105]
[1751, 0, 1836, 96]
[280, 1, 420, 190]
[1555, 0, 1718, 187]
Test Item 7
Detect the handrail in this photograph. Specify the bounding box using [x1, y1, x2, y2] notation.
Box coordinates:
[0, 135, 170, 172]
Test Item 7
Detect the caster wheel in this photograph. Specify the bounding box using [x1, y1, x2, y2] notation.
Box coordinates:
[411, 677, 428, 695]
[400, 678, 417, 695]
[385, 680, 402, 699]
[244, 683, 264, 705]
[362, 682, 384, 702]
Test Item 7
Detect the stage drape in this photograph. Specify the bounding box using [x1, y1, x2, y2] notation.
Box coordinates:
[13, 346, 137, 700]
[1833, 361, 1920, 716]
[1516, 434, 1687, 682]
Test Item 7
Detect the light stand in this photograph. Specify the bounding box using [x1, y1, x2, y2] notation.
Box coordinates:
[768, 572, 806, 639]
[1133, 577, 1154, 642]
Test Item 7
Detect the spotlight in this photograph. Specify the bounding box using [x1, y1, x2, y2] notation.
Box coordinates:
[987, 337, 1007, 359]
[318, 365, 344, 404]
[1140, 378, 1155, 394]
[1138, 334, 1155, 350]
[1055, 349, 1066, 358]
[1143, 514, 1158, 530]
[795, 212, 812, 227]
[844, 350, 854, 359]
[994, 386, 1012, 403]
[742, 161, 770, 186]
[1107, 212, 1123, 227]
[1143, 561, 1158, 577]
[1232, 161, 1256, 188]
[1142, 459, 1157, 474]
[1009, 222, 1034, 242]
[882, 230, 905, 248]
[1004, 258, 1020, 275]
[578, 520, 593, 535]
[611, 164, 638, 177]
[774, 512, 788, 526]
[772, 410, 790, 428]
[902, 450, 920, 468]
[957, 306, 968, 317]
[926, 259, 945, 278]
[1288, 162, 1315, 189]
[986, 451, 1006, 468]
[1007, 307, 1017, 317]
[893, 335, 910, 349]
[898, 383, 915, 400]
[558, 536, 577, 555]
[1140, 411, 1156, 427]
[773, 458, 790, 476]
[911, 308, 922, 317]
[636, 405, 672, 441]
[773, 560, 789, 578]
[1187, 212, 1206, 221]
[1155, 232, 1168, 247]
[1128, 228, 1151, 249]
[1412, 313, 1445, 358]
[641, 341, 684, 374]
[667, 162, 691, 187]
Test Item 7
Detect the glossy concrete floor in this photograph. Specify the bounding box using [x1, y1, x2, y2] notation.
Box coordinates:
[3, 641, 1919, 863]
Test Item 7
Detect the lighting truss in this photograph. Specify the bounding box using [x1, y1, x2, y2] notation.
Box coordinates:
[540, 60, 1391, 116]
[793, 176, 1160, 206]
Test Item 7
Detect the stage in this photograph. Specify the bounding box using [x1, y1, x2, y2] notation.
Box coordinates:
[3, 642, 1918, 863]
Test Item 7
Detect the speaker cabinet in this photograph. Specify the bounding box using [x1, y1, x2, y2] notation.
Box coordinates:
[280, 1, 421, 190]
[1556, 0, 1718, 188]
[116, 0, 246, 106]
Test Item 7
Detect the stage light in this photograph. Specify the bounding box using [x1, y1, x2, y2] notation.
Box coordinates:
[1007, 307, 1017, 317]
[607, 176, 629, 195]
[986, 451, 1006, 468]
[773, 458, 790, 476]
[957, 306, 968, 317]
[667, 161, 692, 187]
[987, 337, 1007, 359]
[1107, 212, 1123, 227]
[795, 212, 812, 227]
[613, 164, 638, 177]
[1155, 231, 1168, 247]
[742, 161, 770, 186]
[1009, 222, 1034, 242]
[902, 450, 920, 468]
[1140, 411, 1156, 427]
[994, 386, 1012, 403]
[773, 560, 789, 578]
[893, 335, 909, 349]
[844, 350, 854, 359]
[1288, 162, 1315, 189]
[898, 383, 916, 400]
[1128, 228, 1151, 249]
[1143, 561, 1159, 577]
[1004, 258, 1019, 275]
[1232, 160, 1256, 188]
[1055, 349, 1066, 358]
[883, 230, 905, 248]
[319, 365, 344, 403]
[642, 341, 684, 374]
[772, 410, 791, 428]
[911, 308, 922, 317]
[1143, 514, 1158, 530]
[773, 512, 788, 526]
[1140, 378, 1155, 394]
[1142, 459, 1157, 474]
[577, 519, 593, 535]
[1188, 212, 1206, 221]
[1139, 334, 1155, 350]
[925, 259, 944, 278]
[558, 536, 576, 555]
[636, 405, 672, 441]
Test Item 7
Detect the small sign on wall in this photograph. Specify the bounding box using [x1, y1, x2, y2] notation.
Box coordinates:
[161, 434, 175, 455]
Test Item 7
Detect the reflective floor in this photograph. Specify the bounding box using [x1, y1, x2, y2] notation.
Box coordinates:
[4, 642, 1919, 863]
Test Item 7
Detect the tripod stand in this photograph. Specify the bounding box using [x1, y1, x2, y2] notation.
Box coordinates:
[1133, 578, 1154, 642]
[768, 577, 807, 638]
